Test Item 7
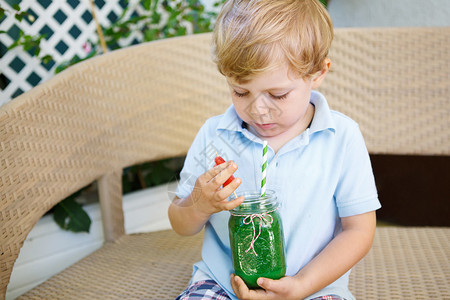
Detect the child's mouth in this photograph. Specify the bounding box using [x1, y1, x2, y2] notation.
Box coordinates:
[255, 123, 275, 130]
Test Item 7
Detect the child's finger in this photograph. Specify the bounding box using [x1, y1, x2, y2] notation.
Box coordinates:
[257, 277, 277, 292]
[233, 274, 254, 299]
[258, 276, 292, 298]
[216, 176, 242, 200]
[230, 274, 239, 295]
[202, 161, 233, 182]
[210, 161, 238, 186]
[219, 195, 244, 211]
[230, 274, 248, 299]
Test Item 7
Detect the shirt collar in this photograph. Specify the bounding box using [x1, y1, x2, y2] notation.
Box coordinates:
[216, 90, 336, 137]
[217, 104, 244, 133]
[309, 90, 336, 134]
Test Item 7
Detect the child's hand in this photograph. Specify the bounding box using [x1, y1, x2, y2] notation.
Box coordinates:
[189, 161, 243, 217]
[231, 274, 302, 300]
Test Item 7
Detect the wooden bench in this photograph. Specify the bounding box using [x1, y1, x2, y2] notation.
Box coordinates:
[1, 28, 449, 299]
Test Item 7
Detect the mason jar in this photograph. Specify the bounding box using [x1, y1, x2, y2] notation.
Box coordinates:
[228, 190, 286, 288]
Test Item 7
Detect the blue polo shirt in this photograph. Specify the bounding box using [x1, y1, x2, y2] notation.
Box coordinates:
[175, 90, 381, 299]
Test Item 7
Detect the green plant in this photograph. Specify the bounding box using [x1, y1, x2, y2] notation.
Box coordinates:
[53, 190, 92, 233]
[0, 4, 53, 64]
[106, 0, 215, 47]
[56, 0, 225, 73]
[122, 158, 183, 194]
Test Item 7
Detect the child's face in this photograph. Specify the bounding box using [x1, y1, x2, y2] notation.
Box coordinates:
[227, 62, 328, 141]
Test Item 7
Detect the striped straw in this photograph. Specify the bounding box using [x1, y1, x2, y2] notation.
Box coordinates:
[261, 140, 268, 197]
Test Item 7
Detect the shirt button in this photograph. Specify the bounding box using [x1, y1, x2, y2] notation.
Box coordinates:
[276, 162, 279, 167]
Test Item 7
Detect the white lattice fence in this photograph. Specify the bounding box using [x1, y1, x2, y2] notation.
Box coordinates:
[0, 0, 146, 106]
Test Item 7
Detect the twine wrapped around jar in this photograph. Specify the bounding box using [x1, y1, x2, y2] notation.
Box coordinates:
[230, 209, 276, 256]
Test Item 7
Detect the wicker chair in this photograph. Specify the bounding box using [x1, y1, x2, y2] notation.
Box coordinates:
[1, 28, 449, 299]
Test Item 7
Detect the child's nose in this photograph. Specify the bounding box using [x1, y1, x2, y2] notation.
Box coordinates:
[247, 94, 273, 121]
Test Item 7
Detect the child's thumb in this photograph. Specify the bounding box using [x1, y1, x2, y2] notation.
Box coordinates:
[257, 277, 282, 292]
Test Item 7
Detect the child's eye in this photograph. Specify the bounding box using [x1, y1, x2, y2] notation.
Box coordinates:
[233, 90, 249, 98]
[270, 93, 288, 100]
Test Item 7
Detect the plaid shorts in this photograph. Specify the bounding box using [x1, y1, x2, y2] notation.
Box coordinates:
[175, 280, 344, 300]
[175, 280, 231, 300]
[311, 295, 344, 300]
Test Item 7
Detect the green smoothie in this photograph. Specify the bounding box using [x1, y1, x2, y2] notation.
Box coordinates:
[228, 191, 286, 289]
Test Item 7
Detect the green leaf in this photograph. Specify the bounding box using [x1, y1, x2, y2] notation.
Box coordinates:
[144, 28, 158, 41]
[213, 0, 226, 8]
[176, 26, 186, 36]
[124, 15, 146, 25]
[41, 54, 53, 64]
[142, 0, 152, 10]
[14, 13, 23, 22]
[53, 197, 91, 233]
[122, 174, 132, 194]
[12, 4, 21, 11]
[145, 161, 175, 186]
[117, 7, 129, 21]
[22, 42, 32, 51]
[151, 11, 161, 24]
[7, 40, 19, 50]
[163, 2, 173, 13]
[319, 0, 328, 8]
[182, 14, 194, 23]
[55, 61, 70, 73]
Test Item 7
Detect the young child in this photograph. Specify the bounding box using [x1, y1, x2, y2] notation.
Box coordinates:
[169, 0, 381, 299]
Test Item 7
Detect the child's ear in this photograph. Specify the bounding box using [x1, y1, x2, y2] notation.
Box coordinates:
[311, 58, 331, 89]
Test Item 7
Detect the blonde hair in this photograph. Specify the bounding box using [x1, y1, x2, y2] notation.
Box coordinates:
[212, 0, 333, 82]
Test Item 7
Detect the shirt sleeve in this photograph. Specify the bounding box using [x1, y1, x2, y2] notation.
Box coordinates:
[334, 124, 381, 217]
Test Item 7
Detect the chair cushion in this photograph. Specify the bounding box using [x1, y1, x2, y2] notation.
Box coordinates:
[18, 227, 449, 299]
[349, 227, 450, 299]
[18, 230, 203, 299]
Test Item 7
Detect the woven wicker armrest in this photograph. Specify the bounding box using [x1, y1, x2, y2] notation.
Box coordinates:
[1, 28, 449, 299]
[0, 33, 228, 299]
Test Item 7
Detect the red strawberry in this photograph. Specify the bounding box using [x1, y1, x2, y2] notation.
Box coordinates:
[214, 155, 235, 187]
